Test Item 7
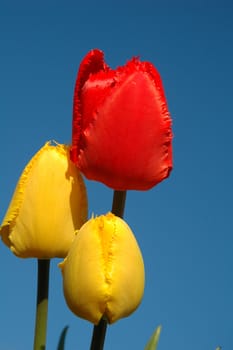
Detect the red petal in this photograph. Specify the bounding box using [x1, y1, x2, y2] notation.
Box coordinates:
[81, 69, 117, 131]
[70, 49, 108, 163]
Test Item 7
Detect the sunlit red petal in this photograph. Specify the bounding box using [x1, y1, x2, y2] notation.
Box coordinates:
[71, 50, 173, 190]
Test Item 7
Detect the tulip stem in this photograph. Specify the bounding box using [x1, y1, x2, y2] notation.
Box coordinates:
[90, 318, 107, 350]
[111, 190, 127, 217]
[89, 190, 127, 350]
[33, 259, 50, 350]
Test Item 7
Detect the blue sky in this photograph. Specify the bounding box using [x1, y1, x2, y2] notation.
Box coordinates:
[1, 1, 233, 349]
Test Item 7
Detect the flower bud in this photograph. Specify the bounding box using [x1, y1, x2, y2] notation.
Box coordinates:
[0, 141, 88, 258]
[70, 49, 173, 190]
[59, 212, 145, 324]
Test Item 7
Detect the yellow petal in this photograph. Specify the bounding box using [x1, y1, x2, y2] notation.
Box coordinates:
[59, 212, 145, 324]
[0, 141, 88, 258]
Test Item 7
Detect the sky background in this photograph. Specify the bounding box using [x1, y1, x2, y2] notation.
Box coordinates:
[1, 1, 233, 349]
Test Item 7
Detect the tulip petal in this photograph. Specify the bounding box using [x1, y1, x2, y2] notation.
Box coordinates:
[71, 49, 108, 163]
[80, 67, 172, 189]
[59, 213, 145, 324]
[0, 141, 88, 258]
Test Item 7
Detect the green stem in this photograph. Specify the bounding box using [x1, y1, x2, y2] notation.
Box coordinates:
[33, 259, 50, 350]
[90, 318, 108, 350]
[89, 190, 127, 350]
[111, 190, 127, 217]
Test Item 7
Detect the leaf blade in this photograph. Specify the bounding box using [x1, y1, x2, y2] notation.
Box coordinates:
[57, 326, 69, 350]
[144, 325, 161, 350]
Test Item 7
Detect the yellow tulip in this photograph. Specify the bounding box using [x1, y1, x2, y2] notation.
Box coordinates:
[0, 141, 88, 258]
[59, 212, 145, 324]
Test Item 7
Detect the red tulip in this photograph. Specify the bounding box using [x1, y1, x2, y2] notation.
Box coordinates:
[70, 49, 172, 190]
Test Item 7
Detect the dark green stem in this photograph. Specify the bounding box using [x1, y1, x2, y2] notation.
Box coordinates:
[90, 318, 108, 350]
[89, 190, 127, 350]
[33, 259, 50, 350]
[111, 190, 127, 217]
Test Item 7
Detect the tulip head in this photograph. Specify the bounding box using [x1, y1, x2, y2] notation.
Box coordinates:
[59, 212, 145, 324]
[0, 141, 88, 258]
[70, 49, 172, 190]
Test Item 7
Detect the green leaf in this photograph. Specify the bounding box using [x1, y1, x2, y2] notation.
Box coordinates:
[216, 347, 221, 350]
[57, 326, 69, 350]
[144, 325, 161, 350]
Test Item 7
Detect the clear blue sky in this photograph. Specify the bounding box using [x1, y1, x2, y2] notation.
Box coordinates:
[1, 1, 233, 349]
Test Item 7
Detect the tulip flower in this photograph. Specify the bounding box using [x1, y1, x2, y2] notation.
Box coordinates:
[70, 49, 173, 190]
[59, 212, 145, 325]
[0, 141, 88, 258]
